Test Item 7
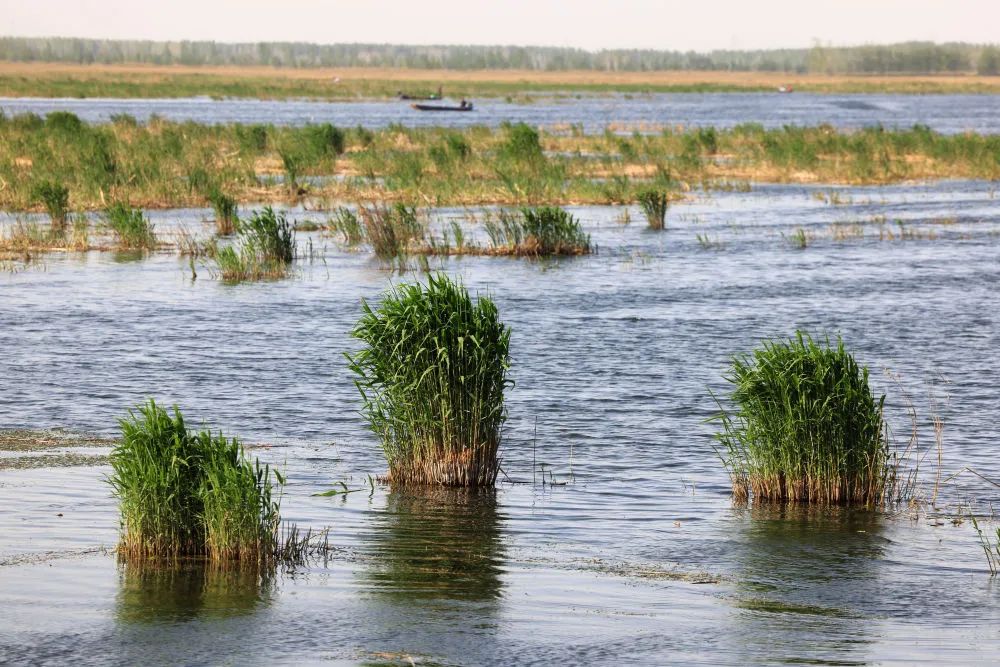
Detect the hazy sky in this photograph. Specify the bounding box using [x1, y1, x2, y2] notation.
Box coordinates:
[3, 0, 999, 51]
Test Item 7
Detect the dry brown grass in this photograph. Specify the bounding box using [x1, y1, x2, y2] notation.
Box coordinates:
[2, 61, 999, 94]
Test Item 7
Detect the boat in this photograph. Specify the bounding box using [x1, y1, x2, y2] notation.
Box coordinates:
[411, 101, 474, 112]
[777, 85, 794, 93]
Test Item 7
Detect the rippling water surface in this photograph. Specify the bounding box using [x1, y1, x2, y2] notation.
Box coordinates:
[2, 93, 1000, 133]
[2, 181, 1000, 665]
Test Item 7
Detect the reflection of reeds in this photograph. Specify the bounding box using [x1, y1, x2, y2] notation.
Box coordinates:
[348, 274, 511, 486]
[116, 561, 275, 623]
[714, 332, 895, 505]
[367, 487, 505, 601]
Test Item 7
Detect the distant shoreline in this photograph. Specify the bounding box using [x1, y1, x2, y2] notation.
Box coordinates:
[3, 62, 1000, 98]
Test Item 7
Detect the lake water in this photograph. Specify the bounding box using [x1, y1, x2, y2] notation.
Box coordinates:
[1, 92, 999, 134]
[2, 181, 1000, 665]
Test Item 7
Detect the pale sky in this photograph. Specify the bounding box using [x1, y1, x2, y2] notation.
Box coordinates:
[2, 0, 999, 52]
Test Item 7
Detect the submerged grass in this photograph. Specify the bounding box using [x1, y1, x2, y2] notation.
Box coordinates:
[483, 207, 592, 256]
[347, 273, 512, 486]
[105, 201, 156, 250]
[636, 189, 669, 230]
[713, 332, 894, 506]
[208, 187, 238, 235]
[108, 400, 282, 564]
[213, 206, 296, 282]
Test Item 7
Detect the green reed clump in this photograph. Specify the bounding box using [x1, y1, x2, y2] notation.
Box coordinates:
[358, 202, 425, 260]
[30, 179, 70, 231]
[500, 122, 544, 163]
[108, 400, 282, 564]
[329, 206, 363, 245]
[213, 206, 295, 282]
[45, 110, 85, 134]
[636, 189, 669, 230]
[713, 332, 892, 505]
[347, 273, 512, 486]
[208, 187, 239, 235]
[484, 206, 591, 256]
[105, 201, 157, 250]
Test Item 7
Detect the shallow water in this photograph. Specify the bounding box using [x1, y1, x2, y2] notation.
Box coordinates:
[2, 181, 1000, 665]
[2, 92, 1000, 134]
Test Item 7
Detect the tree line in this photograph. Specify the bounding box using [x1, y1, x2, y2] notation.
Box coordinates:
[1, 37, 999, 75]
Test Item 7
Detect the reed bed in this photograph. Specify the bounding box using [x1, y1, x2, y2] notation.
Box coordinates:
[636, 189, 669, 230]
[108, 400, 282, 564]
[357, 202, 424, 260]
[713, 332, 894, 505]
[208, 188, 238, 235]
[30, 179, 69, 231]
[483, 207, 592, 256]
[104, 201, 156, 250]
[213, 206, 296, 282]
[4, 115, 999, 212]
[347, 273, 512, 486]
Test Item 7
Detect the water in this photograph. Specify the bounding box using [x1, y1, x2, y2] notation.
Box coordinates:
[2, 92, 1000, 134]
[2, 181, 1000, 665]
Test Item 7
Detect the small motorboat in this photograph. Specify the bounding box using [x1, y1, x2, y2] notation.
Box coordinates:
[411, 100, 474, 112]
[777, 85, 794, 93]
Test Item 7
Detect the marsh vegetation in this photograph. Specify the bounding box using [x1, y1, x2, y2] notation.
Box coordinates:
[4, 115, 1000, 215]
[108, 400, 284, 564]
[347, 274, 512, 486]
[713, 333, 896, 505]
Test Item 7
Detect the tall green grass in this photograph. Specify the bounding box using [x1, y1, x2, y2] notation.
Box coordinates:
[207, 187, 238, 235]
[358, 202, 424, 260]
[108, 400, 282, 564]
[105, 201, 156, 250]
[484, 206, 592, 256]
[31, 179, 70, 231]
[636, 189, 669, 230]
[213, 207, 295, 282]
[347, 274, 512, 486]
[713, 332, 893, 505]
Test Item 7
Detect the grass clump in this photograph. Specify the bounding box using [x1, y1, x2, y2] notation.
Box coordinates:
[108, 400, 282, 564]
[105, 201, 156, 250]
[713, 332, 893, 505]
[213, 206, 295, 282]
[484, 206, 591, 256]
[207, 187, 238, 235]
[358, 202, 425, 260]
[31, 180, 70, 231]
[636, 189, 669, 230]
[347, 273, 512, 486]
[329, 206, 363, 246]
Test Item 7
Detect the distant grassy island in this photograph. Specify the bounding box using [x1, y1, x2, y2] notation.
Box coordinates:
[2, 113, 999, 215]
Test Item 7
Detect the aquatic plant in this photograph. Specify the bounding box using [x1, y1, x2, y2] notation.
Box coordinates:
[329, 206, 363, 246]
[279, 149, 301, 193]
[207, 187, 238, 235]
[358, 202, 425, 260]
[500, 122, 544, 163]
[347, 273, 512, 486]
[484, 206, 591, 256]
[213, 206, 295, 282]
[108, 399, 281, 563]
[636, 189, 668, 230]
[105, 201, 156, 250]
[31, 180, 70, 231]
[713, 332, 892, 505]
